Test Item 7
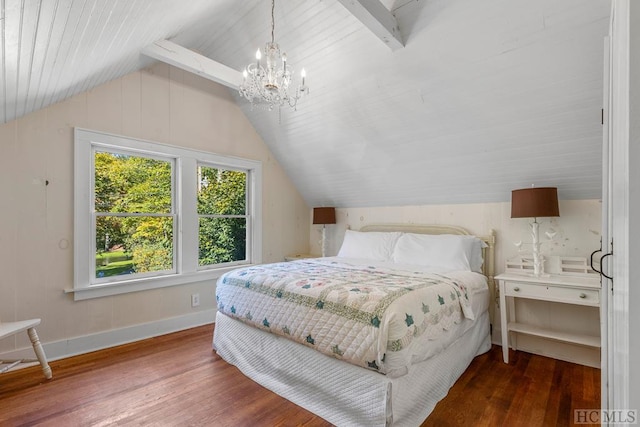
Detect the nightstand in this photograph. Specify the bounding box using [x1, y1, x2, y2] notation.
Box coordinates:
[496, 272, 601, 364]
[284, 254, 318, 262]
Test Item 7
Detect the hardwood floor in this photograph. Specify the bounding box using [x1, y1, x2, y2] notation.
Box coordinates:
[0, 324, 599, 426]
[426, 343, 600, 426]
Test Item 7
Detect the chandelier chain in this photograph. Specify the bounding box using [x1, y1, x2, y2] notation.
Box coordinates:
[271, 0, 275, 44]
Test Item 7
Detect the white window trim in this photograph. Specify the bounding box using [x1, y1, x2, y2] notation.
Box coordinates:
[70, 128, 262, 301]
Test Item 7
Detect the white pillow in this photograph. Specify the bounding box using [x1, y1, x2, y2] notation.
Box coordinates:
[337, 230, 401, 261]
[392, 233, 486, 272]
[469, 237, 488, 273]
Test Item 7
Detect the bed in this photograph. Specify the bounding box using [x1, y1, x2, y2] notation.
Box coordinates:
[213, 224, 496, 426]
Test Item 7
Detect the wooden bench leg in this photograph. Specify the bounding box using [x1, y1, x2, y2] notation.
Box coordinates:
[27, 327, 52, 380]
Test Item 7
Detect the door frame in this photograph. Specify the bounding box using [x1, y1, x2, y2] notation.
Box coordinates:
[607, 0, 631, 414]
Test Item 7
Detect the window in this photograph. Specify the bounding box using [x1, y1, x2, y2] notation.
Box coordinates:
[73, 129, 262, 300]
[197, 165, 248, 267]
[94, 151, 175, 280]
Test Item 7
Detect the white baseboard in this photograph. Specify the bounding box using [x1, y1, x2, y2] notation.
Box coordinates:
[492, 325, 502, 346]
[0, 309, 216, 364]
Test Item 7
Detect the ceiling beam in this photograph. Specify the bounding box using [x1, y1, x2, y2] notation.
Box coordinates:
[142, 39, 241, 90]
[336, 0, 403, 51]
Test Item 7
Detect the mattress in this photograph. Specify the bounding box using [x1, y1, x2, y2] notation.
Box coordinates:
[216, 257, 488, 378]
[214, 309, 491, 426]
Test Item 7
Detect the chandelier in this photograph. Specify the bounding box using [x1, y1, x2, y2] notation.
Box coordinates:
[238, 0, 308, 111]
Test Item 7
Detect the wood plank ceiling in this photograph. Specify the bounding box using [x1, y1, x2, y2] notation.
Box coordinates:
[0, 0, 611, 208]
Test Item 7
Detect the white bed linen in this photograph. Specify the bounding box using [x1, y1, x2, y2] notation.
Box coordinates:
[214, 309, 490, 426]
[213, 258, 491, 425]
[320, 257, 489, 373]
[216, 257, 488, 377]
[325, 256, 489, 315]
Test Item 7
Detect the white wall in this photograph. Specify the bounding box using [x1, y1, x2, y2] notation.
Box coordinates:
[310, 200, 602, 365]
[312, 201, 601, 265]
[0, 64, 310, 359]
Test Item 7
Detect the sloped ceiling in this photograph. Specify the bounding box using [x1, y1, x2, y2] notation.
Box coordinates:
[0, 0, 610, 207]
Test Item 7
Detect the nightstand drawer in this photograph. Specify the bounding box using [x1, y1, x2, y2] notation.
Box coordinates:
[504, 281, 599, 306]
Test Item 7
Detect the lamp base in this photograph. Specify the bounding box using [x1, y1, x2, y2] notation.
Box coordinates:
[527, 272, 551, 278]
[321, 225, 327, 258]
[530, 219, 545, 277]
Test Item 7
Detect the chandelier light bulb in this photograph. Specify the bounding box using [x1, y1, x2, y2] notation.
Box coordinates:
[255, 49, 262, 60]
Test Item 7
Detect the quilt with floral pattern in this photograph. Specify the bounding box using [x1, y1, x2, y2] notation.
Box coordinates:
[216, 259, 476, 376]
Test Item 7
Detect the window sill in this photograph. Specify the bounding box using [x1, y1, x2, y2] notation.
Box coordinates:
[65, 265, 251, 301]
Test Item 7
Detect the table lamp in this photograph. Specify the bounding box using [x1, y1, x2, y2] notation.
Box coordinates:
[313, 207, 336, 257]
[511, 187, 559, 276]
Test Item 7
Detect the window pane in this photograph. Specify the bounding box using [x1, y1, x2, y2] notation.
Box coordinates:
[199, 217, 246, 266]
[197, 167, 246, 215]
[95, 151, 172, 214]
[96, 216, 174, 278]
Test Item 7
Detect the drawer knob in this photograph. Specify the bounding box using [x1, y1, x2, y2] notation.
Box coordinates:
[580, 293, 587, 299]
[513, 287, 520, 292]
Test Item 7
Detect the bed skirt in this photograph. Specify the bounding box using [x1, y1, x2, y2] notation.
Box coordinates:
[213, 310, 490, 426]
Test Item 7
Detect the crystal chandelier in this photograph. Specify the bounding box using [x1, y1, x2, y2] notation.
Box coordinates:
[239, 0, 308, 111]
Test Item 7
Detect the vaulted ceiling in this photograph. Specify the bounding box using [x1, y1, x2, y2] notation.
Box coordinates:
[0, 0, 610, 207]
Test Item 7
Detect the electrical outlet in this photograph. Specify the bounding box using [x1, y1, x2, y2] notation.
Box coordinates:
[191, 293, 200, 307]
